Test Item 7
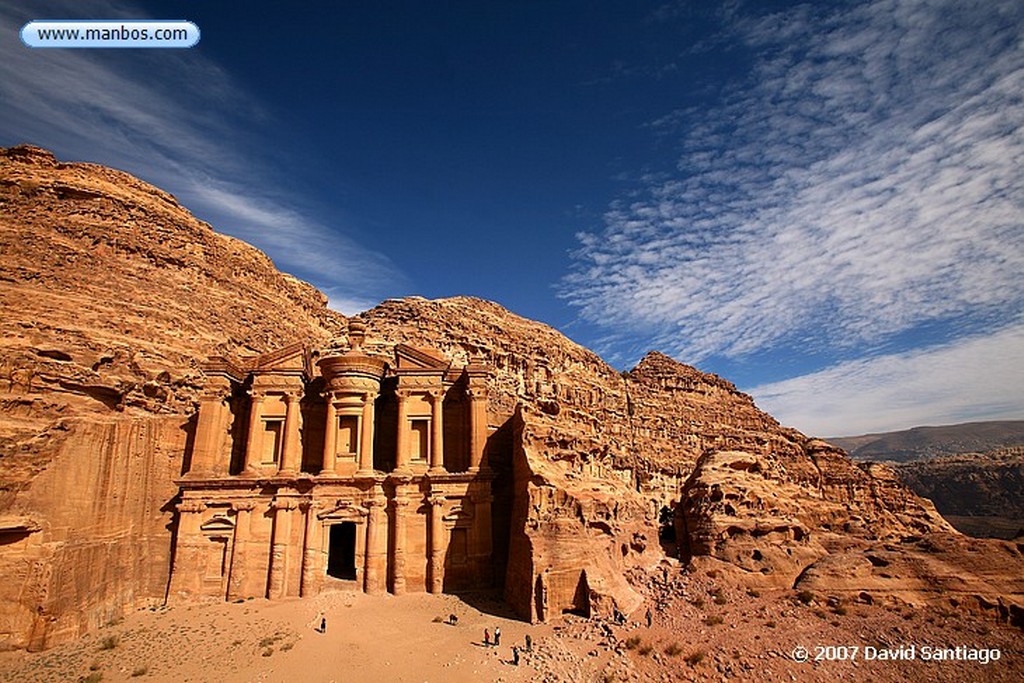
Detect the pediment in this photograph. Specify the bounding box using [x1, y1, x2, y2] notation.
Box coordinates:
[318, 500, 368, 521]
[395, 344, 449, 371]
[248, 342, 312, 376]
[200, 516, 235, 533]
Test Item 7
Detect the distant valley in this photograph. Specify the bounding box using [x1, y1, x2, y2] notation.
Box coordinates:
[831, 421, 1024, 539]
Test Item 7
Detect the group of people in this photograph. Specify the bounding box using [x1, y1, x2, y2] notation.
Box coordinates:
[482, 627, 532, 666]
[314, 604, 652, 668]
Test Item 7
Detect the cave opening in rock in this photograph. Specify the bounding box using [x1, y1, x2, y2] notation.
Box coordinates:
[564, 571, 591, 618]
[327, 522, 357, 580]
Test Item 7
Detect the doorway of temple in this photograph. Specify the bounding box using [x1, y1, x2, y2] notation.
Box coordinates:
[327, 522, 357, 580]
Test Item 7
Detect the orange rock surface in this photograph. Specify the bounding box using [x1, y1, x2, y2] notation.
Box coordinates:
[0, 147, 1020, 654]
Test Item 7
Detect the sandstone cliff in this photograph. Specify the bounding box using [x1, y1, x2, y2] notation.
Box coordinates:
[0, 145, 342, 648]
[356, 298, 1021, 625]
[1, 147, 1020, 651]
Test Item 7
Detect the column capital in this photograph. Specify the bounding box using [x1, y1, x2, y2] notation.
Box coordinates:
[232, 500, 257, 512]
[271, 497, 299, 511]
[284, 391, 302, 404]
[201, 373, 233, 394]
[248, 388, 267, 400]
[427, 388, 444, 402]
[428, 494, 446, 508]
[465, 387, 486, 401]
[364, 496, 386, 510]
[199, 387, 230, 402]
[300, 499, 322, 513]
[178, 500, 207, 514]
[362, 391, 377, 404]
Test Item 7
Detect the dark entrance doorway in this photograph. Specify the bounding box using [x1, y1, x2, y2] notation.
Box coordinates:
[327, 522, 357, 580]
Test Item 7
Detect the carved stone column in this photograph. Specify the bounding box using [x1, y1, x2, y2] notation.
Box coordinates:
[191, 376, 232, 476]
[212, 390, 234, 475]
[394, 389, 411, 473]
[428, 495, 446, 594]
[169, 500, 206, 600]
[321, 394, 337, 475]
[268, 497, 297, 599]
[357, 392, 376, 475]
[467, 387, 487, 472]
[243, 392, 265, 475]
[389, 490, 409, 595]
[227, 500, 256, 601]
[300, 501, 322, 597]
[363, 495, 386, 594]
[279, 392, 302, 474]
[428, 390, 445, 474]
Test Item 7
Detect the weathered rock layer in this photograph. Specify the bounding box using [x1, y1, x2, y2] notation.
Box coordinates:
[1, 147, 1021, 650]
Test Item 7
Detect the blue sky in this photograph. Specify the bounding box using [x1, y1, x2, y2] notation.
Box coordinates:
[2, 1, 1022, 437]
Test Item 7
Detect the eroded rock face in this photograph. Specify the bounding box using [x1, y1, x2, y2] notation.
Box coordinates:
[893, 447, 1024, 538]
[0, 146, 343, 649]
[1, 147, 1021, 649]
[356, 299, 1011, 623]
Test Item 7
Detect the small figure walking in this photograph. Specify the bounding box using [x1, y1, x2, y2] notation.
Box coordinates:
[484, 628, 491, 647]
[494, 626, 501, 646]
[512, 645, 520, 666]
[525, 633, 532, 652]
[319, 616, 327, 633]
[448, 613, 458, 626]
[645, 608, 652, 628]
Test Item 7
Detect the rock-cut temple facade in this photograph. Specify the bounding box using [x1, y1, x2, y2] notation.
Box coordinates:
[167, 321, 496, 601]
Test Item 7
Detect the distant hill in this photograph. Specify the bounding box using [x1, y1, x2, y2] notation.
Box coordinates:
[892, 447, 1024, 540]
[829, 420, 1024, 463]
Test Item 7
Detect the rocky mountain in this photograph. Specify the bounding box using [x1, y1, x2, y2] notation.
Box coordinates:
[0, 145, 342, 648]
[1, 147, 1021, 651]
[831, 420, 1024, 463]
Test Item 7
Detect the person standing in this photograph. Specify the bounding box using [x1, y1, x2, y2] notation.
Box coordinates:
[320, 616, 327, 633]
[525, 633, 532, 652]
[484, 628, 491, 647]
[512, 646, 520, 666]
[645, 608, 652, 628]
[494, 626, 501, 646]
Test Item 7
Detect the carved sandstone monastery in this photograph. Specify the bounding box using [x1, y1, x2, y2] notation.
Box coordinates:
[1, 146, 1021, 651]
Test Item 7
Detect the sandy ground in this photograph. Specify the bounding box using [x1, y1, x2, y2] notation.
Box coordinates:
[1, 577, 1021, 682]
[0, 590, 543, 683]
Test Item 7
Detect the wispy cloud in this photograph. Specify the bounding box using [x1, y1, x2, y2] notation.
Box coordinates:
[0, 0, 406, 308]
[750, 320, 1024, 437]
[562, 0, 1024, 365]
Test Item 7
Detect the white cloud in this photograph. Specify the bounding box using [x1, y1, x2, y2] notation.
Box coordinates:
[749, 321, 1024, 437]
[0, 0, 405, 305]
[562, 0, 1024, 364]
